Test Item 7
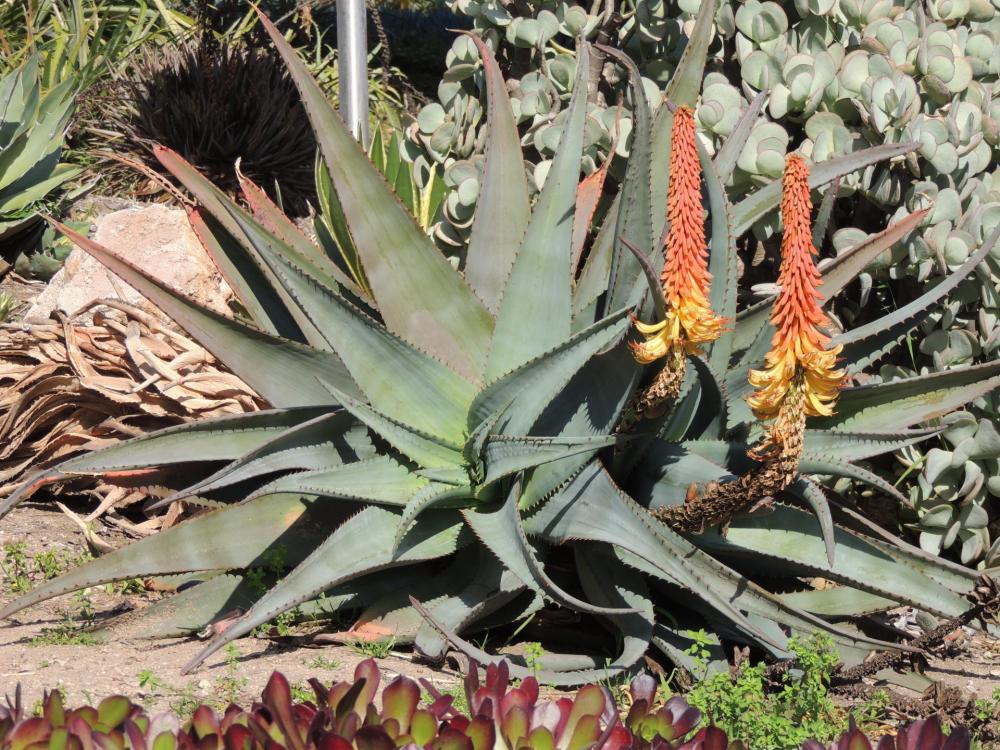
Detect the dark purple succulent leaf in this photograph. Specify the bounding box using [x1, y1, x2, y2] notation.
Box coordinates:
[875, 737, 895, 750]
[316, 734, 352, 750]
[355, 725, 395, 750]
[124, 722, 148, 750]
[223, 724, 256, 750]
[262, 673, 307, 750]
[837, 728, 872, 750]
[630, 675, 657, 707]
[625, 699, 649, 731]
[601, 724, 632, 750]
[678, 726, 728, 750]
[942, 727, 971, 750]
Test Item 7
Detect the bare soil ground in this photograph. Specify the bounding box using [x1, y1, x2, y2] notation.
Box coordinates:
[0, 504, 998, 717]
[0, 504, 465, 713]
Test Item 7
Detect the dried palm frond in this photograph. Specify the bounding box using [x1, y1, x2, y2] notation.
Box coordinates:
[0, 299, 264, 524]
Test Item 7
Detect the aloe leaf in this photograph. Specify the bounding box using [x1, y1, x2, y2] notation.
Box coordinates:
[602, 48, 655, 317]
[703, 504, 972, 618]
[530, 463, 776, 647]
[798, 457, 908, 504]
[816, 360, 1000, 431]
[776, 587, 895, 618]
[463, 35, 531, 314]
[154, 147, 335, 349]
[257, 10, 494, 381]
[698, 140, 738, 381]
[482, 434, 621, 484]
[321, 379, 465, 469]
[820, 209, 929, 302]
[836, 224, 1000, 371]
[0, 494, 341, 619]
[414, 552, 525, 660]
[463, 478, 635, 616]
[488, 43, 591, 378]
[394, 483, 472, 551]
[531, 463, 902, 654]
[471, 308, 631, 435]
[249, 457, 429, 506]
[187, 209, 300, 339]
[620, 237, 667, 319]
[347, 550, 480, 646]
[221, 205, 477, 440]
[0, 406, 337, 519]
[732, 143, 919, 236]
[182, 507, 466, 672]
[663, 0, 717, 107]
[712, 91, 765, 182]
[825, 498, 976, 591]
[236, 168, 365, 298]
[812, 178, 840, 249]
[672, 429, 943, 474]
[574, 545, 655, 673]
[573, 193, 620, 327]
[51, 221, 360, 407]
[802, 427, 942, 461]
[787, 479, 835, 566]
[156, 411, 373, 506]
[90, 573, 257, 641]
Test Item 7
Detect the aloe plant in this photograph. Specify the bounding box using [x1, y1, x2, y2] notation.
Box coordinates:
[0, 56, 79, 241]
[2, 6, 997, 685]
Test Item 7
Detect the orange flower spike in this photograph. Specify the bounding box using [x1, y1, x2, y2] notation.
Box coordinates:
[630, 105, 726, 364]
[747, 154, 845, 423]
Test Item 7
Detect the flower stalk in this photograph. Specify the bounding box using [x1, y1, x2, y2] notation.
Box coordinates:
[654, 154, 845, 533]
[624, 105, 725, 425]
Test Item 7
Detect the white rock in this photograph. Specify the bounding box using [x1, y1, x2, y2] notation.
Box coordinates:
[25, 203, 232, 321]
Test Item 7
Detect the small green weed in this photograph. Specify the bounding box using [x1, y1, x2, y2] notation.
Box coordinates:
[1, 542, 31, 593]
[308, 655, 341, 670]
[290, 682, 314, 704]
[0, 292, 17, 323]
[523, 641, 545, 678]
[349, 637, 396, 659]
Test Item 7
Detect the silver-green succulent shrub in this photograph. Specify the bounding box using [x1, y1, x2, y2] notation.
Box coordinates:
[405, 0, 1000, 565]
[1, 6, 998, 687]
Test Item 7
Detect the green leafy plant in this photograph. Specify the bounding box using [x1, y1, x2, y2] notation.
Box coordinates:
[2, 5, 998, 687]
[0, 56, 79, 244]
[686, 634, 843, 749]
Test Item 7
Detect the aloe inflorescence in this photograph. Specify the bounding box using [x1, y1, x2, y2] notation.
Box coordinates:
[1, 3, 998, 685]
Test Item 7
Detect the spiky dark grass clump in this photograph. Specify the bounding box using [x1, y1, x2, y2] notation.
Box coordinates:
[97, 35, 317, 215]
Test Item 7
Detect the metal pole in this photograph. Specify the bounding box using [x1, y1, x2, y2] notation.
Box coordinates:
[337, 0, 371, 146]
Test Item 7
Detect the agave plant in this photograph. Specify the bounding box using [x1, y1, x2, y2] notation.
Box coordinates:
[2, 5, 998, 685]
